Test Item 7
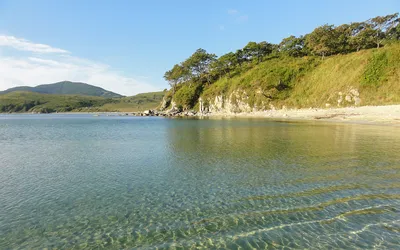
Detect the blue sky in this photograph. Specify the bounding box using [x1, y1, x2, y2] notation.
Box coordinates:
[0, 0, 399, 95]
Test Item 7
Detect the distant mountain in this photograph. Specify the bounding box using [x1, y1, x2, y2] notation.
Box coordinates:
[0, 81, 123, 98]
[0, 91, 165, 113]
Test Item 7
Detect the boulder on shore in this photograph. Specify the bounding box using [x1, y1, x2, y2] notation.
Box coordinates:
[143, 110, 154, 116]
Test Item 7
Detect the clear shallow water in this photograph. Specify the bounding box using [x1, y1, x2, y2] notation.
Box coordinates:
[0, 114, 399, 249]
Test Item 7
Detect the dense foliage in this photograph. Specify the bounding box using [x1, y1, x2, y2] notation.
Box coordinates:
[164, 13, 400, 109]
[361, 50, 389, 87]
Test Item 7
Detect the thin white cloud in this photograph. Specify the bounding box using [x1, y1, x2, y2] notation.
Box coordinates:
[227, 9, 248, 23]
[28, 57, 69, 67]
[0, 35, 159, 96]
[238, 15, 249, 23]
[0, 35, 69, 54]
[227, 9, 238, 15]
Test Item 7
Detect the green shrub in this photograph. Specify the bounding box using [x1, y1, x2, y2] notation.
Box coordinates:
[174, 84, 203, 109]
[361, 50, 388, 87]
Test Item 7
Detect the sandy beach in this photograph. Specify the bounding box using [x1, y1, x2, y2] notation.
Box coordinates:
[206, 105, 400, 125]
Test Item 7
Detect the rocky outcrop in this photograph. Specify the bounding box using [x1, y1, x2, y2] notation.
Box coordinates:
[336, 87, 361, 107]
[131, 109, 199, 117]
[205, 90, 262, 114]
[198, 97, 208, 114]
[201, 86, 363, 114]
[159, 96, 172, 111]
[143, 110, 154, 115]
[159, 84, 365, 117]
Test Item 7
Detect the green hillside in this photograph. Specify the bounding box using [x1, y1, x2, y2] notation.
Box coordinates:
[162, 13, 400, 111]
[0, 91, 164, 113]
[0, 81, 123, 98]
[100, 91, 165, 112]
[202, 43, 400, 109]
[0, 92, 113, 113]
[288, 45, 400, 107]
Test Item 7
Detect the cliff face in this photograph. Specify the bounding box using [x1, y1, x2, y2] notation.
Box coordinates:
[200, 87, 362, 114]
[164, 44, 400, 113]
[206, 91, 259, 113]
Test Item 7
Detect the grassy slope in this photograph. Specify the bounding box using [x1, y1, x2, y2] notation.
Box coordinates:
[202, 43, 400, 109]
[0, 91, 164, 113]
[289, 44, 400, 107]
[100, 91, 165, 112]
[0, 92, 112, 113]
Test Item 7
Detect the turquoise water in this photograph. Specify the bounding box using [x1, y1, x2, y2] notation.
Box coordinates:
[0, 114, 399, 249]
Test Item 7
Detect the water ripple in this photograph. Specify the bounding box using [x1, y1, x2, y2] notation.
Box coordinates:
[0, 115, 399, 249]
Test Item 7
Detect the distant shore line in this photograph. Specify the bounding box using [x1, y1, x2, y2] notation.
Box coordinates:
[1, 105, 400, 126]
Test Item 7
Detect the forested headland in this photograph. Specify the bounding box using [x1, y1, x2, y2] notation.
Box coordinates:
[162, 13, 400, 112]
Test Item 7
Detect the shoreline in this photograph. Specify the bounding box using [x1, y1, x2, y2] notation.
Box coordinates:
[203, 105, 400, 126]
[1, 105, 400, 126]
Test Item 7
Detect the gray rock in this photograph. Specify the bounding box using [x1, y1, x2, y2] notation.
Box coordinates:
[350, 88, 360, 97]
[159, 96, 171, 111]
[354, 96, 361, 106]
[199, 97, 205, 114]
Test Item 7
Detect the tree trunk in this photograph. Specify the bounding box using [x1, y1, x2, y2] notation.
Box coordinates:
[377, 30, 380, 48]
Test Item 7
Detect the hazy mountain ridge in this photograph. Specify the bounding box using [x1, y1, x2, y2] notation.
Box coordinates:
[0, 81, 123, 98]
[0, 91, 164, 113]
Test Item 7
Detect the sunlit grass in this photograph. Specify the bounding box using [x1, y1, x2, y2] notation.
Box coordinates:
[203, 43, 400, 109]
